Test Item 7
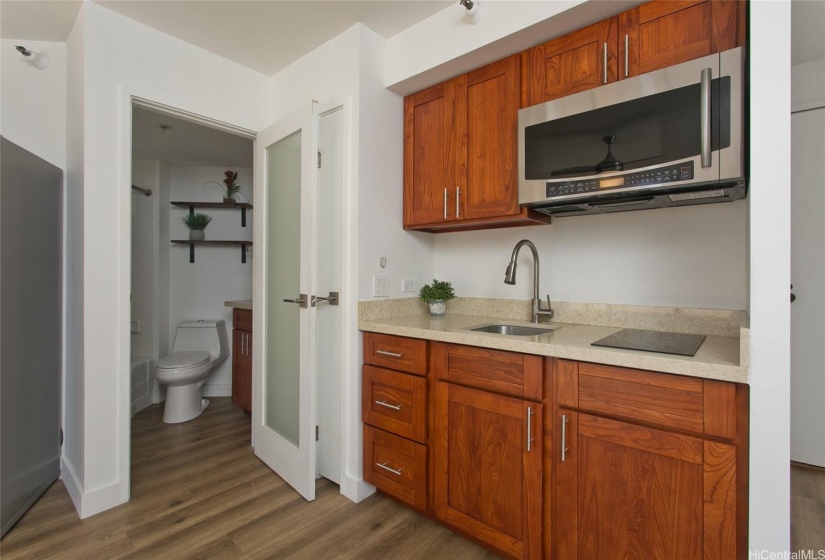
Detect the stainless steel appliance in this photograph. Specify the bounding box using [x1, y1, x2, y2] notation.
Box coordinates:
[518, 47, 746, 216]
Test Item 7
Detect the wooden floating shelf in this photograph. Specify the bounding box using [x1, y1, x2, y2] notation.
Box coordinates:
[171, 240, 253, 264]
[171, 201, 253, 227]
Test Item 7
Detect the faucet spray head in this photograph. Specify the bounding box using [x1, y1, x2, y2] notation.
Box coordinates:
[504, 261, 517, 285]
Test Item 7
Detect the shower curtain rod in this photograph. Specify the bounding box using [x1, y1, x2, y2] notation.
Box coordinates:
[132, 184, 152, 197]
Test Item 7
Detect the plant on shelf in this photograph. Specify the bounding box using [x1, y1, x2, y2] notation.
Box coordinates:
[419, 279, 456, 317]
[203, 170, 244, 203]
[182, 212, 212, 241]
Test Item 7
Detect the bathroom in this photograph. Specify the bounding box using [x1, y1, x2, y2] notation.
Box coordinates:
[130, 106, 253, 420]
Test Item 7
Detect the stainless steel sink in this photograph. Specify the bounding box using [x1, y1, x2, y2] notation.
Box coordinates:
[469, 324, 558, 336]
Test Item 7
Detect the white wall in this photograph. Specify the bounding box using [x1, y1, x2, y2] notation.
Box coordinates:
[65, 2, 270, 518]
[792, 58, 825, 112]
[748, 1, 792, 554]
[0, 39, 66, 168]
[168, 165, 253, 397]
[434, 203, 747, 310]
[131, 159, 160, 361]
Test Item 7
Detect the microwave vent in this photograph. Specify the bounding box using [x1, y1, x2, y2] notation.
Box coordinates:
[668, 189, 726, 202]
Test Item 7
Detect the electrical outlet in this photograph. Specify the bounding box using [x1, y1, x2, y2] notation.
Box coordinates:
[402, 279, 416, 293]
[372, 274, 389, 297]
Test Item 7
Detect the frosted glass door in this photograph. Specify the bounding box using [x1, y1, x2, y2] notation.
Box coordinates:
[252, 102, 318, 501]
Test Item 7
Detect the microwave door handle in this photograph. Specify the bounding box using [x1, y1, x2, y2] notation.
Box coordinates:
[701, 67, 712, 168]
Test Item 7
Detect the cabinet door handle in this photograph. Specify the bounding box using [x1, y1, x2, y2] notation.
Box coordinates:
[376, 350, 402, 358]
[443, 187, 448, 220]
[377, 462, 403, 476]
[603, 42, 608, 84]
[526, 407, 534, 451]
[375, 400, 402, 411]
[624, 34, 629, 77]
[700, 67, 712, 168]
[561, 414, 569, 462]
[455, 186, 461, 218]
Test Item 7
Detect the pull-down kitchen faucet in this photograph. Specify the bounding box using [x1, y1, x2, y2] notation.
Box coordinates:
[504, 239, 554, 324]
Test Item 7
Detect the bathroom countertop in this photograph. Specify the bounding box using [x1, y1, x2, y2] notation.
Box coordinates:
[224, 299, 252, 311]
[358, 299, 749, 384]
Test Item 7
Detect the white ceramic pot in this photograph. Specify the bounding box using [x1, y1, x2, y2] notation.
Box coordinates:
[428, 300, 446, 317]
[189, 229, 205, 241]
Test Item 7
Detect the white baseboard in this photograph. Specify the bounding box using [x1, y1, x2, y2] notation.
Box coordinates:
[60, 457, 127, 519]
[340, 473, 376, 504]
[202, 383, 231, 397]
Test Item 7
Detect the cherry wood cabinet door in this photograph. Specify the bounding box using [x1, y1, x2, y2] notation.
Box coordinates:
[434, 381, 542, 559]
[619, 0, 742, 79]
[461, 55, 520, 220]
[232, 329, 252, 413]
[524, 18, 617, 106]
[553, 410, 737, 560]
[403, 77, 464, 227]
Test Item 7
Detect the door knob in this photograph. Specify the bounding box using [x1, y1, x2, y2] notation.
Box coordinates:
[311, 292, 339, 307]
[791, 284, 796, 303]
[283, 294, 308, 308]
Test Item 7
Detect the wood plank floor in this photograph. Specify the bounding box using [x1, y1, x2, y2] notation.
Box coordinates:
[0, 398, 498, 560]
[791, 462, 825, 555]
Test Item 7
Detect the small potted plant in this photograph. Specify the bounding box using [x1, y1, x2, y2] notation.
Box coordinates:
[419, 279, 456, 317]
[182, 213, 212, 241]
[221, 170, 242, 203]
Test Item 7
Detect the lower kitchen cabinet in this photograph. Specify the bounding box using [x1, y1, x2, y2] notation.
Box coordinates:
[550, 358, 748, 560]
[232, 308, 252, 414]
[433, 380, 543, 558]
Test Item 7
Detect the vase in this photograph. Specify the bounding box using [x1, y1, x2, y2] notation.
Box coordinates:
[189, 229, 205, 241]
[428, 300, 446, 317]
[223, 197, 236, 205]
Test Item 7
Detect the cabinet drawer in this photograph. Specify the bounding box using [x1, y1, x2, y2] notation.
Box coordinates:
[363, 365, 427, 443]
[233, 308, 252, 332]
[363, 425, 427, 511]
[363, 332, 427, 376]
[554, 359, 737, 438]
[433, 342, 543, 400]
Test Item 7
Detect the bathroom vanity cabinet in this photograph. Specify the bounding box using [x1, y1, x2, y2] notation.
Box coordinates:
[232, 308, 252, 414]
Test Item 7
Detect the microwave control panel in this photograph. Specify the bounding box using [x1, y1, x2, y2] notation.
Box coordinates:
[545, 161, 695, 198]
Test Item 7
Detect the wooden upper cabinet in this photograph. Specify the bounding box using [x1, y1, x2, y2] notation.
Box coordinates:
[524, 18, 618, 105]
[523, 0, 745, 105]
[619, 0, 745, 79]
[403, 78, 462, 227]
[404, 56, 550, 232]
[462, 56, 519, 220]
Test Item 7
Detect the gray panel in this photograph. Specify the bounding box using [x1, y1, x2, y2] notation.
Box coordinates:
[1, 136, 63, 538]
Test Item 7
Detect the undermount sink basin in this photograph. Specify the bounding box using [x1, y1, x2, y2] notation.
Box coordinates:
[469, 323, 558, 336]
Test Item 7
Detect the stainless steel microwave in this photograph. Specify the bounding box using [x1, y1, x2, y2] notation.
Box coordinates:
[518, 47, 746, 216]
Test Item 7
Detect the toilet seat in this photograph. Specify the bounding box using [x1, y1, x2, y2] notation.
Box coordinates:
[157, 351, 210, 370]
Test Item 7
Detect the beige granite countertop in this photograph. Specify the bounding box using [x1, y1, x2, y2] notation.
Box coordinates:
[224, 299, 252, 310]
[358, 298, 749, 384]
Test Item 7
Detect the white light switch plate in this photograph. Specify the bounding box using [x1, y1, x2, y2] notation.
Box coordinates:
[373, 274, 388, 297]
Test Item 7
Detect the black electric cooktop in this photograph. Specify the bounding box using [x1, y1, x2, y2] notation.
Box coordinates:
[591, 328, 706, 357]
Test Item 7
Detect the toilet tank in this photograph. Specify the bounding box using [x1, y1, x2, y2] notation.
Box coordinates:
[173, 319, 229, 361]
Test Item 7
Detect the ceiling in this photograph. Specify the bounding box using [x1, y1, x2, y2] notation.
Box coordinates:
[0, 0, 452, 76]
[132, 107, 253, 167]
[791, 0, 825, 66]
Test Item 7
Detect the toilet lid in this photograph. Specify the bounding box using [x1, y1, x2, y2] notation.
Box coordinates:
[157, 351, 210, 369]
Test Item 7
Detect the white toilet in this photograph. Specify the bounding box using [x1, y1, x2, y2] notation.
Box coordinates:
[156, 319, 229, 424]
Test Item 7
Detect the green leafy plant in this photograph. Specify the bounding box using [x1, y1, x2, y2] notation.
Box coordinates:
[419, 279, 456, 303]
[182, 213, 213, 231]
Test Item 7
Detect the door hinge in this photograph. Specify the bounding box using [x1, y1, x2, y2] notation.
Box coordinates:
[316, 425, 319, 441]
[317, 150, 321, 169]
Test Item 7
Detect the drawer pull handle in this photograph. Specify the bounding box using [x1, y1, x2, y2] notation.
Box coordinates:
[375, 400, 402, 411]
[377, 462, 403, 476]
[376, 350, 402, 358]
